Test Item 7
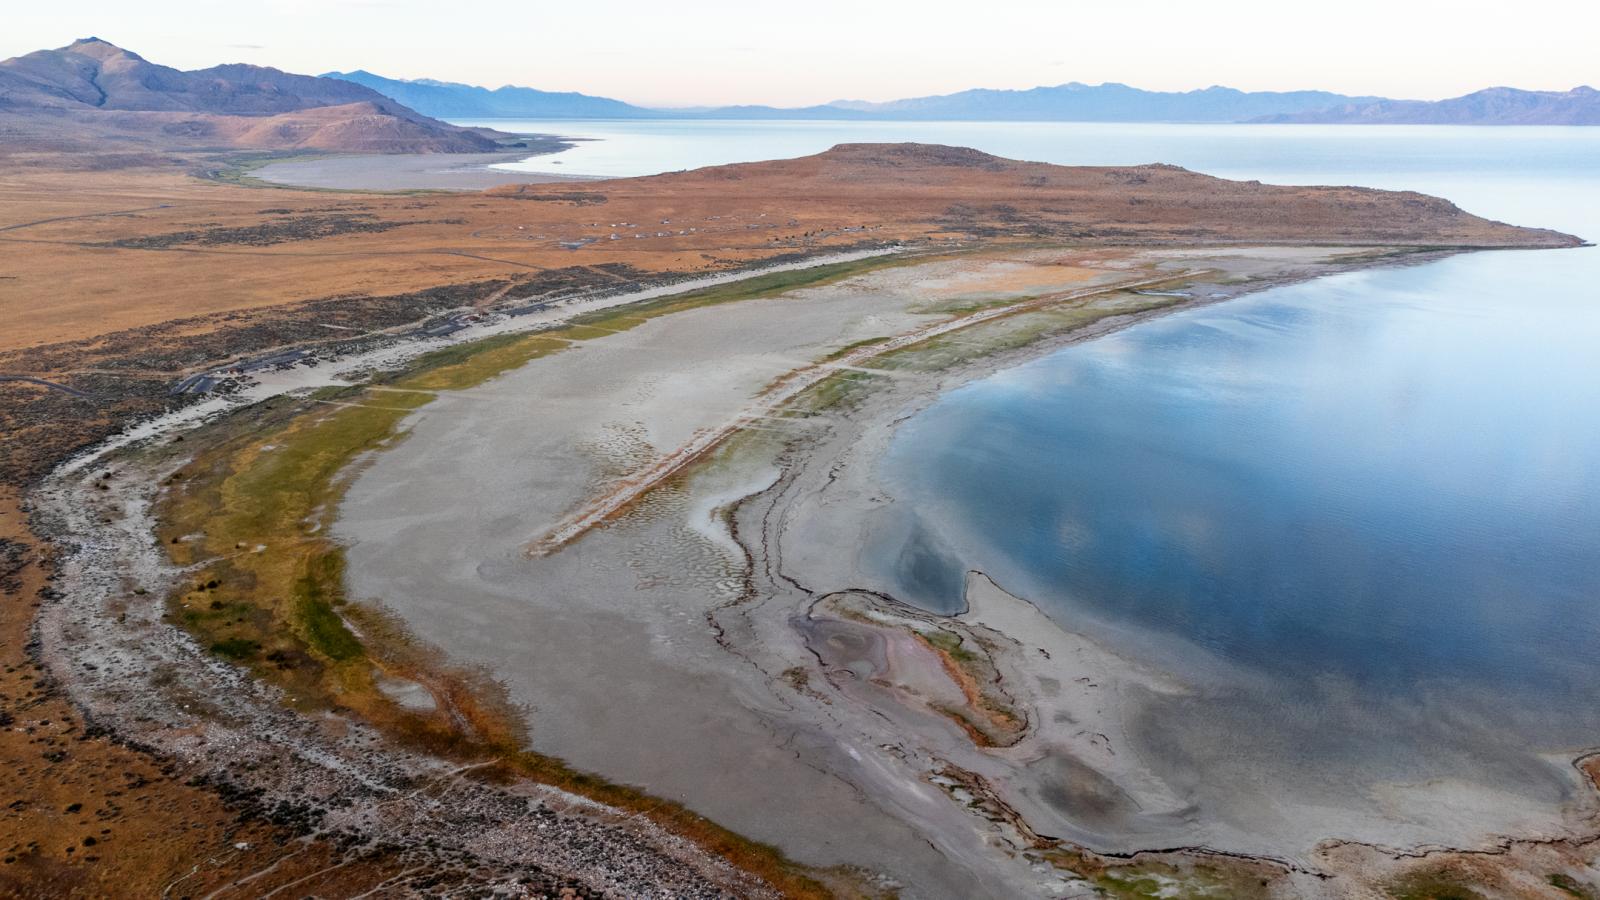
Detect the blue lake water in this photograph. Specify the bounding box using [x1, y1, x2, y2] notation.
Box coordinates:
[837, 125, 1600, 800]
[882, 254, 1600, 696]
[478, 118, 1600, 818]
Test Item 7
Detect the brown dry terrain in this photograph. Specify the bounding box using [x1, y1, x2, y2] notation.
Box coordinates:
[4, 141, 1572, 351]
[2, 486, 619, 898]
[0, 141, 1577, 486]
[589, 142, 1580, 248]
[0, 133, 1582, 898]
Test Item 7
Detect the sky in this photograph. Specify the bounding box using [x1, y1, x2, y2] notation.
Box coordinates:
[6, 0, 1596, 107]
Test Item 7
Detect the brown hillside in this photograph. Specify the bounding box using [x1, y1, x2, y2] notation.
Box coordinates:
[90, 101, 504, 152]
[568, 143, 1582, 248]
[2, 141, 1581, 356]
[0, 38, 498, 152]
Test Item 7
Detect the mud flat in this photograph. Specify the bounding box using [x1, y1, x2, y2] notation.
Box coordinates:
[327, 244, 1592, 896]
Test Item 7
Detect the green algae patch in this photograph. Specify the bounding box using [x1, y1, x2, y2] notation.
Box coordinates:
[1386, 875, 1490, 900]
[1030, 845, 1278, 899]
[1096, 867, 1263, 899]
[802, 369, 881, 413]
[209, 637, 261, 660]
[406, 332, 573, 389]
[921, 627, 979, 665]
[1548, 873, 1596, 898]
[880, 293, 1182, 375]
[822, 335, 894, 362]
[294, 551, 362, 662]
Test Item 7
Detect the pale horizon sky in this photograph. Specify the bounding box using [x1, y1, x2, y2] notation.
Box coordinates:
[6, 0, 1597, 108]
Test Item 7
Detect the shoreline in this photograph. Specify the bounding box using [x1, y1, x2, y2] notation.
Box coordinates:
[30, 242, 1600, 897]
[26, 247, 935, 899]
[49, 246, 905, 479]
[330, 243, 1595, 893]
[713, 244, 1600, 877]
[249, 142, 597, 192]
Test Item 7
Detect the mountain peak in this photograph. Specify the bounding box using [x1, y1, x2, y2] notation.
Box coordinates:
[64, 36, 140, 61]
[0, 40, 500, 152]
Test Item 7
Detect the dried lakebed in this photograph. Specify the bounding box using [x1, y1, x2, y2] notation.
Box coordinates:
[36, 246, 1600, 897]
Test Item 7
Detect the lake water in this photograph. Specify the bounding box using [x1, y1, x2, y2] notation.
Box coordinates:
[476, 118, 1600, 831]
[477, 118, 1600, 684]
[462, 118, 1599, 219]
[881, 250, 1600, 688]
[839, 124, 1598, 824]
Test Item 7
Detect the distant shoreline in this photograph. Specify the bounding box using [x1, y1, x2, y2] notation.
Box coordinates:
[250, 143, 597, 191]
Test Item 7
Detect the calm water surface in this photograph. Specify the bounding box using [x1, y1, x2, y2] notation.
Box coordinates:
[854, 127, 1600, 784]
[882, 253, 1600, 693]
[461, 117, 1599, 206]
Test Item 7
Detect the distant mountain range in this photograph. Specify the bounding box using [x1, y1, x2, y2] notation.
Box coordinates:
[5, 37, 1594, 161]
[1252, 86, 1600, 125]
[326, 71, 1379, 122]
[325, 71, 1600, 126]
[824, 83, 1380, 122]
[322, 70, 649, 120]
[1, 38, 500, 152]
